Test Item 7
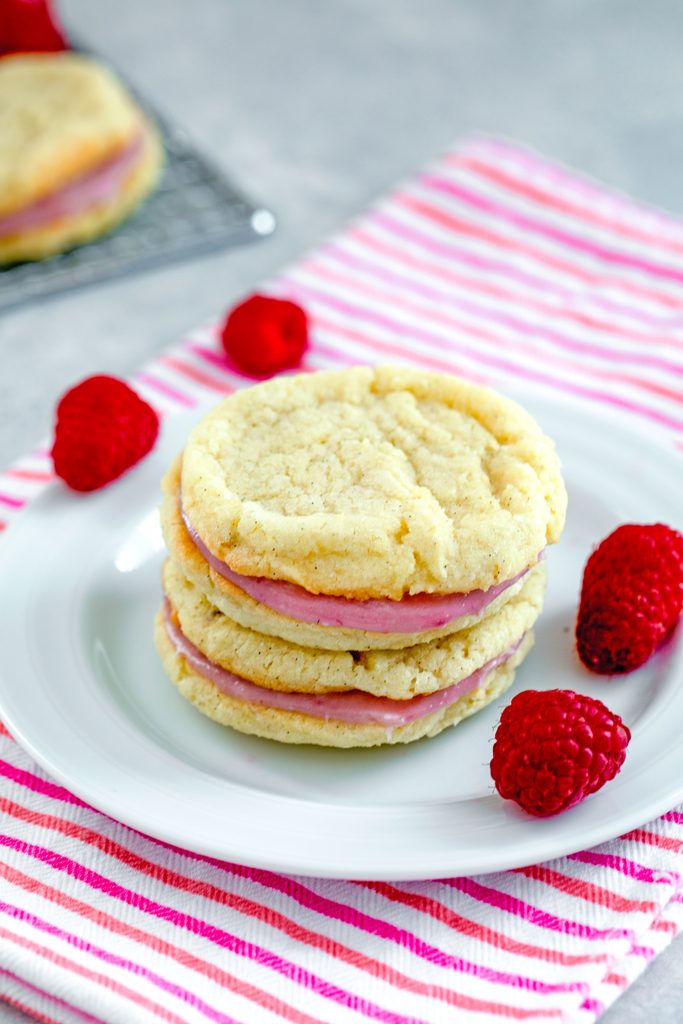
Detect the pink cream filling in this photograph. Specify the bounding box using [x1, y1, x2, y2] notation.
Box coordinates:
[163, 600, 524, 727]
[180, 502, 533, 633]
[0, 133, 146, 237]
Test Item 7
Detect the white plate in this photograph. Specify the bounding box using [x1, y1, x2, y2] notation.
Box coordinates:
[0, 390, 682, 880]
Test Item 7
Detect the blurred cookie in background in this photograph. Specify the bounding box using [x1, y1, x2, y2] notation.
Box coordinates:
[0, 51, 162, 264]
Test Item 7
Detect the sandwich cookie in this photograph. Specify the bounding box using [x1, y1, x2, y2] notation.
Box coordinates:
[161, 455, 540, 650]
[172, 366, 566, 650]
[0, 52, 162, 264]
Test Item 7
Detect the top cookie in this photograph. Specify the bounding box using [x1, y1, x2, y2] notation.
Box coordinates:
[0, 53, 144, 218]
[180, 365, 567, 599]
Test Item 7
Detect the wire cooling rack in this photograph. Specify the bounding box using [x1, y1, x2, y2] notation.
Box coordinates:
[0, 95, 275, 313]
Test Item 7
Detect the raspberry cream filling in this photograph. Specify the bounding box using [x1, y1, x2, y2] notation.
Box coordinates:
[0, 132, 146, 238]
[180, 502, 533, 633]
[163, 599, 524, 727]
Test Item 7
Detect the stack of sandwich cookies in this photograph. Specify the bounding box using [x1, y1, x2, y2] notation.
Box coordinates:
[155, 365, 567, 747]
[0, 52, 162, 264]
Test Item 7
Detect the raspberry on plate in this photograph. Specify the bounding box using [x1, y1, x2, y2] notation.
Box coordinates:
[576, 523, 683, 674]
[490, 689, 631, 817]
[51, 375, 159, 492]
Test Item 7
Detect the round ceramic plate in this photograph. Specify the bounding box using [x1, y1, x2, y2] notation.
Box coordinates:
[0, 390, 682, 880]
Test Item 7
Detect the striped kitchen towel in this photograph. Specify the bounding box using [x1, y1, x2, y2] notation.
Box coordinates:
[1, 136, 683, 1024]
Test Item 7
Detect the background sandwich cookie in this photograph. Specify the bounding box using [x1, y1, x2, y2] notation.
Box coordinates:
[0, 52, 162, 264]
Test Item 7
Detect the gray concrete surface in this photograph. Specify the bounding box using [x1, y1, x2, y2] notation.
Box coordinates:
[1, 1, 683, 1019]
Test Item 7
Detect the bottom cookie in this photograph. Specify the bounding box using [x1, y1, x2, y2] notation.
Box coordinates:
[154, 611, 534, 748]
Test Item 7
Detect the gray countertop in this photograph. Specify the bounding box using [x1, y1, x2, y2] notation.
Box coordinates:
[1, 0, 682, 1019]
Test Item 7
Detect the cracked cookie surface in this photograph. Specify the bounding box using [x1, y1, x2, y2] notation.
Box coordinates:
[180, 366, 566, 598]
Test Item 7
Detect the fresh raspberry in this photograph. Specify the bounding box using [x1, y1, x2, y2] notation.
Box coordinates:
[220, 294, 308, 377]
[576, 524, 683, 674]
[490, 689, 630, 816]
[51, 375, 159, 492]
[0, 0, 68, 54]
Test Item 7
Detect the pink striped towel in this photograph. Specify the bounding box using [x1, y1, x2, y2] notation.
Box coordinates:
[1, 136, 683, 1024]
